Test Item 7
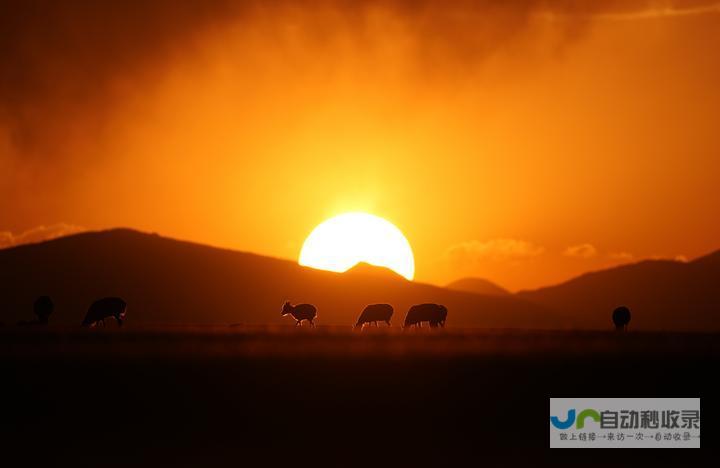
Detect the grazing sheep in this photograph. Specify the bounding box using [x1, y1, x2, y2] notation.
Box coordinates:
[82, 297, 127, 327]
[355, 304, 394, 329]
[33, 296, 54, 324]
[281, 301, 317, 327]
[612, 306, 631, 331]
[403, 303, 447, 328]
[17, 295, 54, 326]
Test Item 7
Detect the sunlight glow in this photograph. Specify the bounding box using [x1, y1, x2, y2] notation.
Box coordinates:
[299, 212, 415, 280]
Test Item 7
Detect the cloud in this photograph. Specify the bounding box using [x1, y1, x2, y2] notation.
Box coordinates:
[0, 223, 85, 249]
[563, 243, 598, 258]
[649, 253, 689, 262]
[445, 238, 545, 265]
[2, 0, 717, 159]
[609, 251, 634, 261]
[540, 1, 720, 21]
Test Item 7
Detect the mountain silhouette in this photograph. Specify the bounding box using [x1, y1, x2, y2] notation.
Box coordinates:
[446, 277, 509, 296]
[0, 229, 552, 328]
[518, 252, 720, 330]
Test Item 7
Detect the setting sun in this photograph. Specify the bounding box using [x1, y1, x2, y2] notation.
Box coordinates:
[299, 213, 415, 280]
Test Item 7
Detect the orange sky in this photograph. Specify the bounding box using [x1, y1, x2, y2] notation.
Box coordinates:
[1, 1, 719, 291]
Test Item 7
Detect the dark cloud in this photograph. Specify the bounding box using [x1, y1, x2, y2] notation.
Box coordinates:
[0, 0, 243, 153]
[1, 0, 717, 179]
[1, 0, 716, 155]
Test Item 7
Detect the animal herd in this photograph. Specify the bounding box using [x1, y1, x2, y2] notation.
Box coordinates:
[281, 301, 631, 331]
[11, 296, 632, 331]
[15, 296, 449, 330]
[282, 301, 448, 329]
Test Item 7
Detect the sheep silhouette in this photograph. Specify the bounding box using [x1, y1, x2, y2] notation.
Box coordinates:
[33, 296, 54, 323]
[281, 301, 317, 327]
[82, 297, 127, 327]
[17, 295, 53, 326]
[612, 306, 631, 331]
[403, 303, 447, 328]
[355, 304, 393, 329]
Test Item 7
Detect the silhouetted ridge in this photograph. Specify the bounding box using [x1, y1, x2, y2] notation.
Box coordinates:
[518, 253, 720, 330]
[689, 249, 720, 269]
[446, 277, 508, 296]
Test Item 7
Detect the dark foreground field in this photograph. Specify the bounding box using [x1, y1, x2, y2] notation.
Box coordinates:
[2, 326, 718, 465]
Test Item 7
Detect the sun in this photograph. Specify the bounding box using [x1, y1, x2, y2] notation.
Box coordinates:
[299, 212, 415, 280]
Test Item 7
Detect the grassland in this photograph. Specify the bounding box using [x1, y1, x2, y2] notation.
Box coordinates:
[2, 326, 716, 464]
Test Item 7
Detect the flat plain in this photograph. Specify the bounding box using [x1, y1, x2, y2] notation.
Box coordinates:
[2, 326, 717, 464]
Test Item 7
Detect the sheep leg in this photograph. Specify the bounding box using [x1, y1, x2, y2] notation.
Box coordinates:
[309, 319, 315, 327]
[296, 320, 301, 326]
[385, 320, 391, 326]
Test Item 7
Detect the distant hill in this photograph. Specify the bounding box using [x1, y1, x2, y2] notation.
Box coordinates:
[344, 261, 407, 279]
[518, 251, 720, 331]
[446, 277, 509, 296]
[0, 229, 552, 328]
